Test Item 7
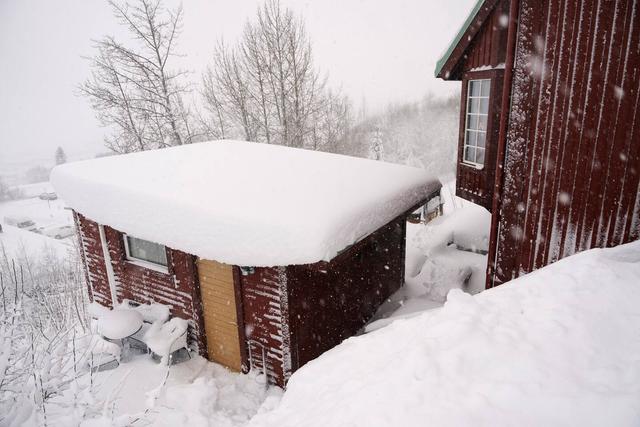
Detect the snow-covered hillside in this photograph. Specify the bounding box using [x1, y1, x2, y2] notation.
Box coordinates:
[250, 241, 640, 427]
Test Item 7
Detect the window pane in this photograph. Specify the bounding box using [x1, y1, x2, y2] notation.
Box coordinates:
[466, 130, 477, 146]
[477, 131, 486, 148]
[478, 115, 488, 131]
[127, 236, 167, 267]
[465, 147, 476, 163]
[468, 114, 478, 130]
[481, 80, 491, 97]
[480, 98, 489, 114]
[464, 79, 491, 166]
[470, 80, 481, 96]
[471, 98, 480, 113]
[476, 147, 485, 164]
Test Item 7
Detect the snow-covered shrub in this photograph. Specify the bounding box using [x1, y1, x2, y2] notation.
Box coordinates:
[0, 242, 95, 425]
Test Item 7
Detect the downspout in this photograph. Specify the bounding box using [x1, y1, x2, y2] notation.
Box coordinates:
[98, 224, 119, 306]
[485, 0, 520, 289]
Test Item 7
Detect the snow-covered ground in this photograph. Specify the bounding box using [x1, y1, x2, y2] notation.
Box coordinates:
[0, 183, 71, 229]
[368, 179, 490, 330]
[11, 181, 56, 199]
[0, 181, 75, 259]
[250, 241, 640, 427]
[48, 354, 282, 427]
[0, 223, 73, 260]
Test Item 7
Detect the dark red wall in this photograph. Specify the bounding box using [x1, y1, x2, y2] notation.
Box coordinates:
[491, 0, 640, 286]
[75, 212, 112, 307]
[75, 213, 207, 353]
[457, 0, 509, 75]
[239, 215, 407, 387]
[286, 216, 406, 373]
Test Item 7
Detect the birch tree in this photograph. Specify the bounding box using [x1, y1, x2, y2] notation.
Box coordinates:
[81, 0, 194, 153]
[202, 0, 351, 151]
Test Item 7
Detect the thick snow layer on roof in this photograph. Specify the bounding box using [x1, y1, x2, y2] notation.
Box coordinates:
[250, 241, 640, 426]
[51, 140, 439, 266]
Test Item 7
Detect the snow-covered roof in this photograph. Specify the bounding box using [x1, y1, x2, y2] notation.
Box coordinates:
[51, 140, 439, 266]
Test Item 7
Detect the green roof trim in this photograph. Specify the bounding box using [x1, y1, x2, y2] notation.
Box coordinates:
[434, 0, 486, 78]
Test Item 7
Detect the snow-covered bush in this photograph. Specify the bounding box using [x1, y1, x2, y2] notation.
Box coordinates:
[0, 243, 95, 425]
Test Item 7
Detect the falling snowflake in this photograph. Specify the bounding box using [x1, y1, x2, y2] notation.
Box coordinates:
[558, 192, 571, 206]
[510, 225, 524, 241]
[499, 14, 509, 28]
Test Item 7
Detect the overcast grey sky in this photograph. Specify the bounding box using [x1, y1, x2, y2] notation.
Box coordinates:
[0, 0, 474, 172]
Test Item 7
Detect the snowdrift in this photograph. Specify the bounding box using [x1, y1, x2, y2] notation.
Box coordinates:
[251, 241, 640, 426]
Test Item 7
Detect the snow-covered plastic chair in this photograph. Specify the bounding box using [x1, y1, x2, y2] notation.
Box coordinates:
[88, 334, 122, 371]
[143, 317, 190, 365]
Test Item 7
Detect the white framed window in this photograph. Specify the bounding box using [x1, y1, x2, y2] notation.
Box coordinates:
[123, 235, 168, 272]
[463, 79, 491, 167]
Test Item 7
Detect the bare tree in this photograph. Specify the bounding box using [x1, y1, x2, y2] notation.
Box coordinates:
[203, 43, 258, 142]
[309, 90, 352, 153]
[80, 0, 194, 153]
[202, 0, 351, 151]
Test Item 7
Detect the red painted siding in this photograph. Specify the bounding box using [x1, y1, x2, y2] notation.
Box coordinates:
[240, 266, 291, 387]
[491, 0, 640, 285]
[240, 215, 407, 387]
[75, 213, 207, 353]
[286, 216, 406, 373]
[75, 213, 112, 307]
[459, 0, 510, 74]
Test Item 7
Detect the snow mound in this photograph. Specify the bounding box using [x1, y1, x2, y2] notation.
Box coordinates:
[416, 202, 490, 255]
[51, 140, 439, 266]
[250, 241, 640, 426]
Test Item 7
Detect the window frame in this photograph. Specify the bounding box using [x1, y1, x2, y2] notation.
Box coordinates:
[122, 234, 169, 274]
[462, 78, 491, 169]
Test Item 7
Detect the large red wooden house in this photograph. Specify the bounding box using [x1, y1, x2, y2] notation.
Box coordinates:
[52, 140, 439, 387]
[437, 0, 640, 287]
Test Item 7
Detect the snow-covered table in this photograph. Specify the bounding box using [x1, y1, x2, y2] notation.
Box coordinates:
[97, 308, 144, 349]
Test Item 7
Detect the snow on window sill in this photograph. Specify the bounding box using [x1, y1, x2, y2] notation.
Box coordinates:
[460, 161, 485, 171]
[125, 258, 169, 274]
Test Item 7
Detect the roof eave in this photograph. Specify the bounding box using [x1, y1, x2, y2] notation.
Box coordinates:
[434, 0, 499, 80]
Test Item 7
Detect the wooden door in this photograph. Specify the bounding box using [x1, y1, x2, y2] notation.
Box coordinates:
[197, 259, 242, 371]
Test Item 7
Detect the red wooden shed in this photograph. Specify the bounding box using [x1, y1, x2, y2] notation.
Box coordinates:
[52, 140, 440, 387]
[437, 0, 640, 287]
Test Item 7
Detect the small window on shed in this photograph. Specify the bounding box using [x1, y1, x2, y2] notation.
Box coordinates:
[124, 235, 168, 269]
[463, 79, 490, 167]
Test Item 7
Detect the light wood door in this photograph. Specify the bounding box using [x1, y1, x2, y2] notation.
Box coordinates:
[197, 259, 242, 371]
